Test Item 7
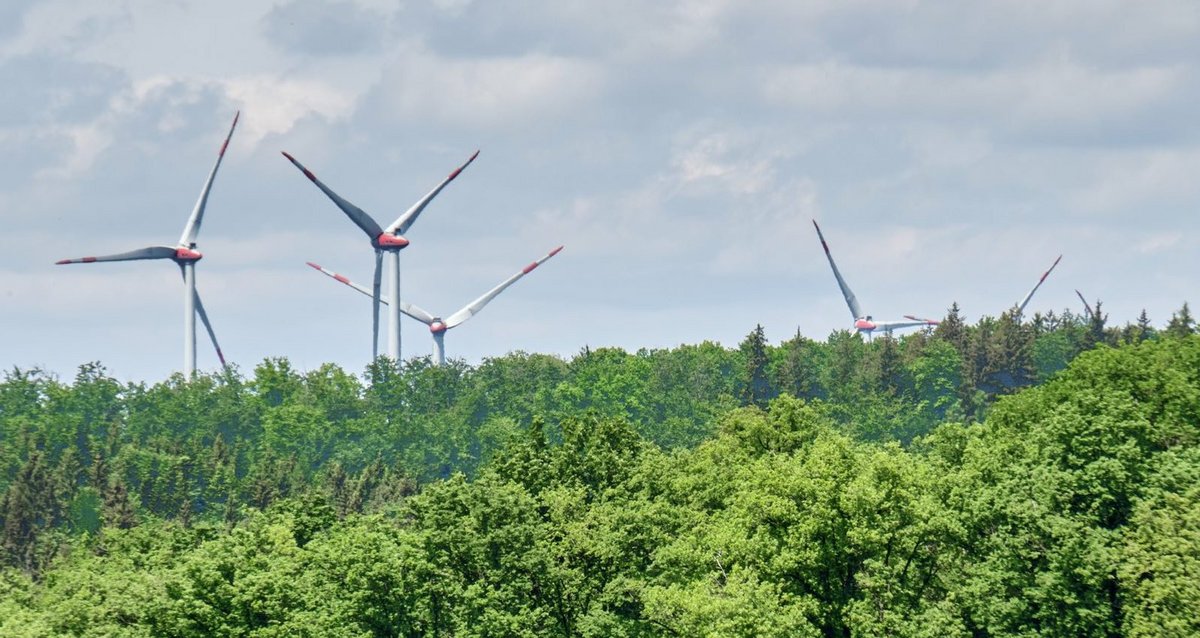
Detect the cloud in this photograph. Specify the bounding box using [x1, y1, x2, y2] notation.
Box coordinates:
[261, 0, 389, 56]
[1134, 232, 1182, 254]
[761, 57, 1183, 140]
[0, 0, 36, 41]
[0, 54, 126, 126]
[671, 129, 781, 196]
[3, 0, 1200, 381]
[1066, 148, 1200, 214]
[1, 2, 130, 58]
[354, 47, 608, 132]
[389, 0, 734, 59]
[0, 128, 75, 191]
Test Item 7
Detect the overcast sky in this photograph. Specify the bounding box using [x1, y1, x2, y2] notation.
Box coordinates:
[2, 0, 1198, 381]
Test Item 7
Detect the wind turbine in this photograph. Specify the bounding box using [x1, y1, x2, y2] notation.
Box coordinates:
[305, 245, 563, 364]
[282, 150, 478, 361]
[56, 112, 240, 378]
[1014, 255, 1062, 316]
[812, 220, 939, 337]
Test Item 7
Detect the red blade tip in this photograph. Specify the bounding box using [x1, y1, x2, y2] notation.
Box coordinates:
[55, 259, 71, 265]
[305, 262, 321, 270]
[549, 245, 564, 257]
[280, 152, 315, 181]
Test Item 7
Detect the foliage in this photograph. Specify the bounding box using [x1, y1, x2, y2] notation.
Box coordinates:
[1, 312, 1197, 635]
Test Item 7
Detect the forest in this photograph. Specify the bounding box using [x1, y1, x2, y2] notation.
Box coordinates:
[1, 303, 1198, 636]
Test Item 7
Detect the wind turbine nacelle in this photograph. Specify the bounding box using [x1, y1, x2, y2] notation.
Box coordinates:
[174, 247, 203, 262]
[855, 318, 876, 331]
[375, 234, 410, 249]
[429, 321, 448, 334]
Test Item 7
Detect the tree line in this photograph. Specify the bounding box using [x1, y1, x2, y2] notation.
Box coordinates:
[0, 303, 1197, 635]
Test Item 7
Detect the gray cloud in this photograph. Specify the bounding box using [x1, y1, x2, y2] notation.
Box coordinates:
[0, 0, 35, 41]
[3, 0, 1200, 381]
[261, 0, 389, 56]
[0, 55, 126, 127]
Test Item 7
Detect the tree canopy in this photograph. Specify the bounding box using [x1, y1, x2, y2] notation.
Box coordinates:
[2, 304, 1197, 636]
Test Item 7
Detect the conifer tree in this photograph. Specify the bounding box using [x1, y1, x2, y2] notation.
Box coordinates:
[1082, 299, 1110, 349]
[990, 310, 1036, 392]
[102, 478, 137, 530]
[348, 457, 384, 515]
[2, 451, 55, 570]
[1123, 309, 1154, 344]
[1165, 302, 1196, 338]
[738, 324, 774, 408]
[1136, 309, 1153, 342]
[961, 317, 994, 418]
[775, 329, 824, 401]
[934, 302, 968, 356]
[326, 462, 350, 518]
[874, 334, 904, 395]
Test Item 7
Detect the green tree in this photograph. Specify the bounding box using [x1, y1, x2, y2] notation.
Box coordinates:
[738, 324, 774, 408]
[1165, 302, 1196, 338]
[1119, 448, 1200, 637]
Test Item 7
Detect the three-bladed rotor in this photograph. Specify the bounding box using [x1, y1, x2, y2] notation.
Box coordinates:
[812, 219, 938, 336]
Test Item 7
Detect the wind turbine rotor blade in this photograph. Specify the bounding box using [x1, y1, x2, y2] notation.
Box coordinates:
[174, 267, 227, 369]
[443, 244, 564, 330]
[281, 152, 384, 240]
[811, 220, 864, 320]
[304, 261, 436, 324]
[307, 261, 379, 300]
[179, 111, 239, 247]
[371, 250, 382, 359]
[902, 315, 940, 325]
[386, 150, 480, 236]
[56, 245, 177, 264]
[1075, 289, 1094, 319]
[399, 301, 436, 325]
[884, 319, 938, 331]
[1016, 254, 1062, 315]
[193, 290, 228, 369]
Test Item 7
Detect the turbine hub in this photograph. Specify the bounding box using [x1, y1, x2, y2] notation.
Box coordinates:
[174, 247, 203, 262]
[376, 233, 410, 249]
[855, 318, 876, 331]
[430, 321, 447, 334]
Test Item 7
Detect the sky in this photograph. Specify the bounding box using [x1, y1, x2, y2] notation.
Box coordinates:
[1, 0, 1198, 382]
